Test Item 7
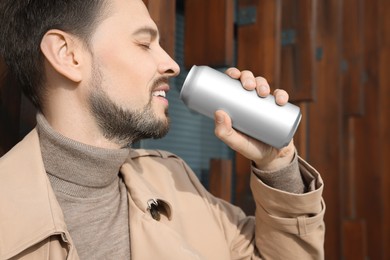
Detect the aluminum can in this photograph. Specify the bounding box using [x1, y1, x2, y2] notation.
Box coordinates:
[179, 65, 302, 149]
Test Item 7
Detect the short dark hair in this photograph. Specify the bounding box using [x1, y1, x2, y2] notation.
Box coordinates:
[0, 0, 110, 110]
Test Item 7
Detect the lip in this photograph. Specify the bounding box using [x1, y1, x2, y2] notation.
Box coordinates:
[153, 84, 170, 93]
[151, 84, 170, 107]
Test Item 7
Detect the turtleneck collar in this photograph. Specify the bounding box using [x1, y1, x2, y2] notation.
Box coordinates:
[36, 113, 131, 191]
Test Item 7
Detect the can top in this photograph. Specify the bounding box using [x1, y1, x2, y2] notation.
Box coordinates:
[179, 65, 198, 103]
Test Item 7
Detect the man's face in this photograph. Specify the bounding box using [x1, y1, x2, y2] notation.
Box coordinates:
[85, 0, 180, 145]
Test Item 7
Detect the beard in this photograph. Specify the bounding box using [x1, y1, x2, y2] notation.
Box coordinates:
[87, 64, 170, 146]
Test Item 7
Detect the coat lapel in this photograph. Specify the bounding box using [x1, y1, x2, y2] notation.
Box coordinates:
[0, 130, 72, 259]
[120, 152, 205, 259]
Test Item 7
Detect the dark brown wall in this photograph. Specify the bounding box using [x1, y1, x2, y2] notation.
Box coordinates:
[184, 1, 390, 259]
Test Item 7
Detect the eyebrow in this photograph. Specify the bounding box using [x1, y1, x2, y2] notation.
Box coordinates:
[132, 26, 159, 40]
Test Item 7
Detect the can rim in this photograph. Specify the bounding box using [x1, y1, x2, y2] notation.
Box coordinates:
[179, 65, 198, 101]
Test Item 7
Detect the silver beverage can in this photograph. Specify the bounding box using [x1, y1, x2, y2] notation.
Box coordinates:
[179, 65, 302, 149]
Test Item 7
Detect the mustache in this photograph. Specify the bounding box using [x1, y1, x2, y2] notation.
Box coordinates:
[151, 77, 170, 92]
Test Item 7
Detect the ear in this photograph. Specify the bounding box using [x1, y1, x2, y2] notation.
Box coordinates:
[40, 29, 86, 83]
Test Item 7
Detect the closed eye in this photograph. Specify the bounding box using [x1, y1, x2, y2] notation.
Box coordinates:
[138, 43, 151, 50]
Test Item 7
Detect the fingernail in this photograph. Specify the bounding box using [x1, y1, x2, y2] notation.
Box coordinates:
[216, 114, 224, 123]
[259, 85, 268, 94]
[244, 79, 255, 88]
[229, 69, 239, 77]
[276, 95, 287, 105]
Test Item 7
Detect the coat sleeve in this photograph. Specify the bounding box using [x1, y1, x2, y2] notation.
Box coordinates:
[250, 156, 325, 259]
[181, 155, 325, 260]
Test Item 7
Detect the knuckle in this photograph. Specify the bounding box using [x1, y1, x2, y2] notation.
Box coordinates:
[214, 127, 225, 138]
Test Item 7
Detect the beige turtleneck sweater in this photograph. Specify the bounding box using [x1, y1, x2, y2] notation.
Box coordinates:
[36, 114, 131, 259]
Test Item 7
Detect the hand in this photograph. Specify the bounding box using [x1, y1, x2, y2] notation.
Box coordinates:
[214, 68, 296, 171]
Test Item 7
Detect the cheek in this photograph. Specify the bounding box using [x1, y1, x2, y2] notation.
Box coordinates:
[92, 41, 158, 103]
[94, 59, 152, 106]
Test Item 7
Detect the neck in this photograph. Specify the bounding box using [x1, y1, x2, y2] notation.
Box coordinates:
[42, 78, 127, 149]
[43, 100, 124, 149]
[36, 113, 131, 191]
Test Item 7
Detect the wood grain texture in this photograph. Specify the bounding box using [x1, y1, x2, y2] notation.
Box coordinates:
[184, 0, 234, 68]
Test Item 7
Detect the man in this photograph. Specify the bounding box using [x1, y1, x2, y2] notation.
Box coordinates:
[0, 0, 325, 259]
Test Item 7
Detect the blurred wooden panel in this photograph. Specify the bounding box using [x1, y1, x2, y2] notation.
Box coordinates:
[342, 119, 357, 219]
[280, 0, 317, 102]
[0, 58, 5, 87]
[353, 84, 383, 259]
[378, 1, 390, 258]
[143, 0, 176, 57]
[237, 0, 282, 89]
[0, 59, 21, 155]
[341, 0, 365, 116]
[0, 59, 5, 156]
[353, 0, 383, 259]
[209, 159, 232, 202]
[340, 6, 365, 249]
[342, 220, 367, 260]
[307, 0, 343, 258]
[234, 152, 255, 215]
[235, 0, 281, 215]
[19, 93, 37, 138]
[293, 102, 308, 159]
[184, 0, 234, 69]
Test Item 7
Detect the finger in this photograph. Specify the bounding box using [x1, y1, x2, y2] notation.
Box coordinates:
[225, 67, 241, 79]
[273, 89, 289, 105]
[214, 110, 250, 154]
[255, 76, 270, 97]
[239, 70, 256, 90]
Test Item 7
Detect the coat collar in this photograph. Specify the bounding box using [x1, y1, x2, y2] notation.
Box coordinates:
[0, 129, 70, 259]
[0, 129, 173, 258]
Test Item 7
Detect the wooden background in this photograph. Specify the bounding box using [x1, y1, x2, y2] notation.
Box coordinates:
[1, 0, 390, 259]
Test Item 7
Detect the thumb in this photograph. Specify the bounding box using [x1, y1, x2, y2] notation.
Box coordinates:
[214, 110, 234, 139]
[214, 110, 249, 154]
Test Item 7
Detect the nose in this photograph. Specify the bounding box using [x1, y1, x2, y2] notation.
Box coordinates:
[157, 48, 180, 77]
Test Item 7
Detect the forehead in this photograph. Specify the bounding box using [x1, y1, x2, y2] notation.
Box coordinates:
[102, 0, 158, 33]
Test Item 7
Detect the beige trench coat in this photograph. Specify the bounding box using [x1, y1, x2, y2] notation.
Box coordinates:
[0, 129, 325, 260]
